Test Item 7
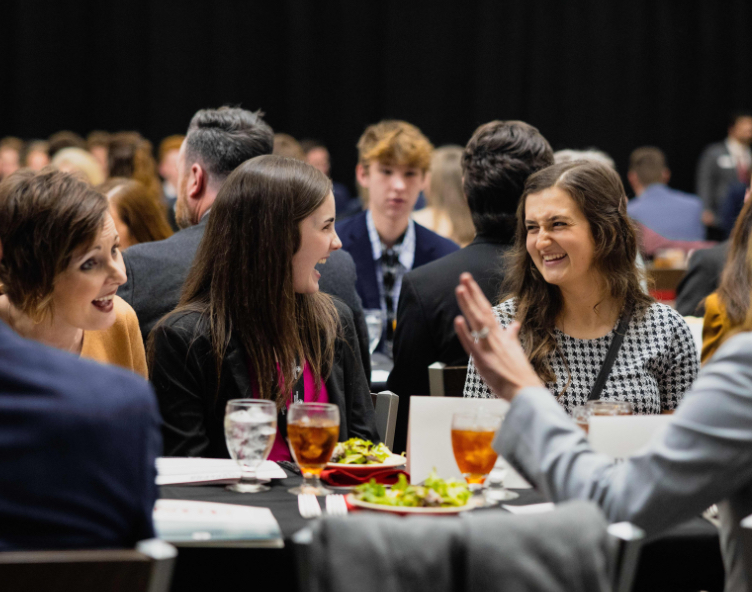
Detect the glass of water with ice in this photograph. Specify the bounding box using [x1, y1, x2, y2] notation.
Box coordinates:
[363, 308, 384, 354]
[224, 399, 277, 493]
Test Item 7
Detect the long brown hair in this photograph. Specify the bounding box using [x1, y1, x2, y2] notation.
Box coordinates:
[107, 132, 162, 199]
[427, 146, 475, 245]
[502, 160, 652, 384]
[716, 193, 752, 326]
[150, 155, 338, 409]
[98, 178, 173, 245]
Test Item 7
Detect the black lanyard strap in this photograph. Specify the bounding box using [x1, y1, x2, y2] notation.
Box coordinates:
[588, 304, 633, 402]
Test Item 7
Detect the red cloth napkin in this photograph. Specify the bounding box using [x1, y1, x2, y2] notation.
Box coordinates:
[320, 467, 410, 486]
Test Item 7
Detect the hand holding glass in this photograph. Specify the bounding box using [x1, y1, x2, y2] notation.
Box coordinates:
[288, 402, 340, 496]
[224, 399, 277, 493]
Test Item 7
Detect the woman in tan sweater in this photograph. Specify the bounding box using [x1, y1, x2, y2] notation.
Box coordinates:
[0, 169, 147, 377]
[701, 182, 752, 363]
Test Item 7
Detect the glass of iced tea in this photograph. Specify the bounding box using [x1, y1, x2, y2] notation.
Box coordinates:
[451, 411, 515, 503]
[287, 402, 340, 495]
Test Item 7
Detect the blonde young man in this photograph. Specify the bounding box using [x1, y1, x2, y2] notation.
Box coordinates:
[337, 120, 459, 354]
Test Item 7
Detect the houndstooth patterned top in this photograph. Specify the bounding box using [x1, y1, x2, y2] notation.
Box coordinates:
[463, 299, 699, 414]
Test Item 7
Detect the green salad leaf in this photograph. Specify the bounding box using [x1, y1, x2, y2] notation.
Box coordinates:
[330, 438, 392, 464]
[352, 470, 471, 507]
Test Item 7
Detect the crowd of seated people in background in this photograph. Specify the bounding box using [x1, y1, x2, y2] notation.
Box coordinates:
[2, 106, 752, 591]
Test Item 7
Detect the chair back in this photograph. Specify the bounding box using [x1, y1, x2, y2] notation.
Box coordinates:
[607, 522, 646, 592]
[428, 362, 468, 397]
[0, 538, 177, 592]
[370, 390, 399, 449]
[741, 513, 752, 590]
[292, 505, 643, 592]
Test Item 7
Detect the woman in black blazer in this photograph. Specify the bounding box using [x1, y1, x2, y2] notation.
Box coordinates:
[149, 155, 378, 458]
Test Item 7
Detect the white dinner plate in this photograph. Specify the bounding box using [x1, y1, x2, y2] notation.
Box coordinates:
[345, 493, 478, 515]
[326, 454, 406, 472]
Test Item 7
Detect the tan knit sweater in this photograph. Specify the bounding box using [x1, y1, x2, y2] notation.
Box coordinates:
[81, 295, 148, 378]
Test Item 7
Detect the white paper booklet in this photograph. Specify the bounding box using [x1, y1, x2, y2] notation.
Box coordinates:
[154, 499, 283, 548]
[156, 457, 286, 486]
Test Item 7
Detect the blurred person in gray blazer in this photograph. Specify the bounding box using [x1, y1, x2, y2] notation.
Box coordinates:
[455, 272, 752, 592]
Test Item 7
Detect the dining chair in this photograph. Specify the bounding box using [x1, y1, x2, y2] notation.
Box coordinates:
[428, 362, 468, 397]
[370, 390, 399, 449]
[0, 538, 177, 592]
[741, 512, 752, 589]
[608, 522, 646, 592]
[292, 501, 644, 592]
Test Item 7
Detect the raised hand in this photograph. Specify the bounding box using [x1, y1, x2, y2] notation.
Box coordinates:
[454, 273, 543, 401]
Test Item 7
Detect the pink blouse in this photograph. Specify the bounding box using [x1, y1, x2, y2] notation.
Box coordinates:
[248, 360, 329, 462]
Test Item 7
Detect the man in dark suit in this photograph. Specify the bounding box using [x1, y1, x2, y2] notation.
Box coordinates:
[387, 121, 554, 453]
[337, 120, 459, 356]
[675, 242, 729, 316]
[0, 238, 161, 550]
[118, 107, 274, 339]
[119, 108, 369, 370]
[696, 111, 752, 239]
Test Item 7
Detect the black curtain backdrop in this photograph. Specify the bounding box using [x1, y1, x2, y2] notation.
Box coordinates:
[2, 0, 751, 196]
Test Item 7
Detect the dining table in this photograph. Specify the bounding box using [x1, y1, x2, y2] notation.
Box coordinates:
[159, 466, 725, 592]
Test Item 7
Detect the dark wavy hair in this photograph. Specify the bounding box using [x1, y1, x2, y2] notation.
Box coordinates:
[150, 155, 338, 408]
[461, 120, 554, 237]
[502, 160, 653, 385]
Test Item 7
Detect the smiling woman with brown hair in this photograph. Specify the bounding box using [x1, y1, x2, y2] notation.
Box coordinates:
[0, 170, 147, 377]
[149, 155, 378, 458]
[464, 160, 698, 414]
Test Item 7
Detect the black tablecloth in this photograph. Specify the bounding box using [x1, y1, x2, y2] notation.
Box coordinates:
[160, 469, 724, 592]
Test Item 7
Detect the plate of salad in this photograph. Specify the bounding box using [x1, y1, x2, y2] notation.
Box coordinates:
[327, 438, 405, 471]
[346, 471, 476, 514]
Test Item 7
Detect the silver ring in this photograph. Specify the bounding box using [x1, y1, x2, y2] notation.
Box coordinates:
[471, 326, 490, 340]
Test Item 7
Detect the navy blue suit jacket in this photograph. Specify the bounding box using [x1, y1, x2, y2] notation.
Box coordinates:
[0, 321, 162, 550]
[336, 211, 460, 310]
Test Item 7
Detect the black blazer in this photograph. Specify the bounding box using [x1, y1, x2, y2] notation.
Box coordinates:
[150, 297, 379, 457]
[387, 233, 512, 453]
[675, 241, 729, 316]
[336, 211, 460, 310]
[119, 216, 210, 341]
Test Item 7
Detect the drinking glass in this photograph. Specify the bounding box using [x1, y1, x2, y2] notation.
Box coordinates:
[586, 400, 633, 416]
[451, 411, 517, 503]
[572, 405, 591, 434]
[224, 399, 277, 493]
[363, 309, 384, 354]
[287, 402, 340, 495]
[574, 400, 634, 435]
